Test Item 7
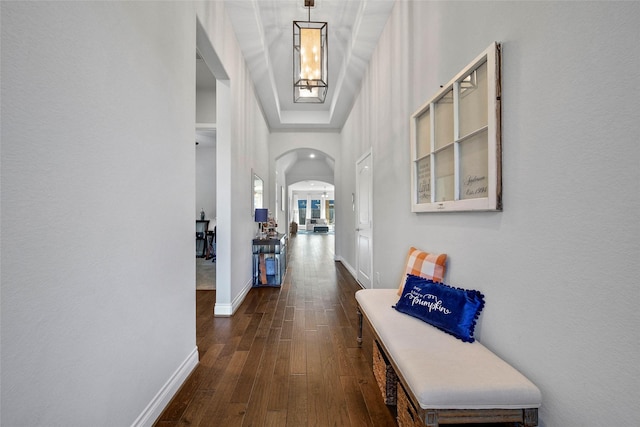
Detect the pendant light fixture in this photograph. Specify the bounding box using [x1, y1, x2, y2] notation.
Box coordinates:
[293, 0, 328, 103]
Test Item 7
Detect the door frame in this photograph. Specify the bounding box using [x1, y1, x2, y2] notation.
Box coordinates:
[196, 18, 232, 315]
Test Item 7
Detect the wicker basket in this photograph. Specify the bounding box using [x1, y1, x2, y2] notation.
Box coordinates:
[397, 383, 426, 427]
[373, 340, 397, 405]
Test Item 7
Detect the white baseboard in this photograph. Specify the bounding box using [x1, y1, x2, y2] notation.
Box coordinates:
[214, 278, 253, 316]
[334, 256, 358, 281]
[131, 347, 199, 427]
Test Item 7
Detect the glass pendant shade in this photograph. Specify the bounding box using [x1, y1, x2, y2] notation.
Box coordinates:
[293, 20, 328, 103]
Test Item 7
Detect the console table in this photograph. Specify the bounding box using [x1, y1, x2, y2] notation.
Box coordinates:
[252, 234, 287, 287]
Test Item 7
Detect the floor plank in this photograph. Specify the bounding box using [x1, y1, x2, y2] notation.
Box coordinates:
[154, 233, 397, 426]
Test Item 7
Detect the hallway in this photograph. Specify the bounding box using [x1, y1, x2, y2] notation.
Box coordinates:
[155, 233, 397, 426]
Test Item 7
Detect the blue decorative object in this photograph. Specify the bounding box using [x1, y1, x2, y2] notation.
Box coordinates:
[394, 274, 485, 343]
[265, 258, 276, 275]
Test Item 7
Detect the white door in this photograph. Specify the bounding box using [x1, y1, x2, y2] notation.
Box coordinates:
[356, 151, 373, 288]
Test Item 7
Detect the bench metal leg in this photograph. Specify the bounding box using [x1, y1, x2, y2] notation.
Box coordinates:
[356, 305, 363, 347]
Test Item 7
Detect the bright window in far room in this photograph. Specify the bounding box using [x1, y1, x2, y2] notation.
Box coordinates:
[298, 199, 307, 224]
[311, 199, 321, 218]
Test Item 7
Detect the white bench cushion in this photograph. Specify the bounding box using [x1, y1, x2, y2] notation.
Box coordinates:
[356, 289, 542, 410]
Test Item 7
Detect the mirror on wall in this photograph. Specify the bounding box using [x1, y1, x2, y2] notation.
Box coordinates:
[252, 171, 264, 216]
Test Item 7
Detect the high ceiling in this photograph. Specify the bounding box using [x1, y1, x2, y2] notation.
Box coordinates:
[289, 180, 334, 194]
[224, 0, 395, 131]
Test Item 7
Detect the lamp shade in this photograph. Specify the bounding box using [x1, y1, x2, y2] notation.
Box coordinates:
[255, 208, 268, 223]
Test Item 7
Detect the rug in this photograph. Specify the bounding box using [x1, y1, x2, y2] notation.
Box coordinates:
[196, 258, 216, 290]
[294, 229, 334, 235]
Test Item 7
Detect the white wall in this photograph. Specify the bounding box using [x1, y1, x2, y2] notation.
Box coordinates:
[1, 1, 270, 425]
[194, 2, 270, 317]
[286, 159, 334, 186]
[338, 1, 640, 426]
[274, 169, 285, 232]
[196, 87, 216, 124]
[1, 2, 196, 425]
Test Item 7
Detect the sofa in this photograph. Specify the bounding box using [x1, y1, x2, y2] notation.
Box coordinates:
[305, 218, 328, 232]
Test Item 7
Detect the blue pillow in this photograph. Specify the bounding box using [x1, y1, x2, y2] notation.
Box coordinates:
[393, 274, 485, 343]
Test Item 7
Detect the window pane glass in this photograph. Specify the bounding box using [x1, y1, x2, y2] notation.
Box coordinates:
[434, 146, 454, 202]
[416, 157, 431, 204]
[459, 61, 488, 138]
[298, 199, 307, 224]
[326, 200, 334, 223]
[459, 129, 488, 200]
[416, 108, 431, 159]
[434, 89, 454, 150]
[311, 199, 321, 218]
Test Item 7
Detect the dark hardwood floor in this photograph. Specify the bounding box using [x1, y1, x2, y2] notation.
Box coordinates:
[154, 233, 397, 427]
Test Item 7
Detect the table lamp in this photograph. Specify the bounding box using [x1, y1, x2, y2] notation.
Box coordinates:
[255, 208, 268, 238]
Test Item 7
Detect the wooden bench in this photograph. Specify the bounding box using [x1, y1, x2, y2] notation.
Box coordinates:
[356, 289, 542, 427]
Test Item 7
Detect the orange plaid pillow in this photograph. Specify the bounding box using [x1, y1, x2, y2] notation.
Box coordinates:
[397, 247, 448, 295]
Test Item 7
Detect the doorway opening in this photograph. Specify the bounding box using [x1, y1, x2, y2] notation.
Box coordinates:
[195, 49, 217, 290]
[274, 147, 336, 242]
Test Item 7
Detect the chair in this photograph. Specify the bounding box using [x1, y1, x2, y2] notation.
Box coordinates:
[196, 220, 209, 258]
[206, 226, 216, 262]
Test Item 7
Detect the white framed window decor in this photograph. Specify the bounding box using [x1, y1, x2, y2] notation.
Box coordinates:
[410, 42, 502, 212]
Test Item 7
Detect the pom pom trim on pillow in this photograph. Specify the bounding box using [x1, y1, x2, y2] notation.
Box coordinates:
[397, 247, 448, 296]
[393, 274, 485, 343]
